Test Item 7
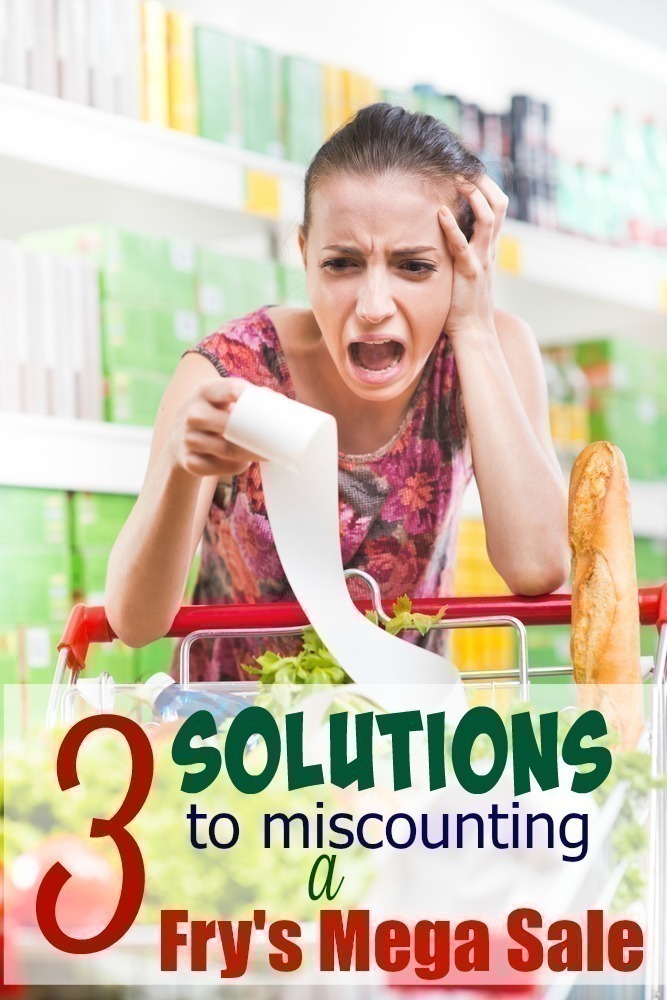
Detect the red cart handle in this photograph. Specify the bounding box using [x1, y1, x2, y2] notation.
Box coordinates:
[57, 584, 667, 674]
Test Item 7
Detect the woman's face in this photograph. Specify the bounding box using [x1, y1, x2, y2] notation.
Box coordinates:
[298, 170, 457, 403]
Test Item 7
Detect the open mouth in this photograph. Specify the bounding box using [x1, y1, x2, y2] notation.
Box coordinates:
[349, 339, 405, 377]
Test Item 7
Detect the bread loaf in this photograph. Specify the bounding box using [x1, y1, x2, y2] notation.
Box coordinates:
[569, 441, 643, 748]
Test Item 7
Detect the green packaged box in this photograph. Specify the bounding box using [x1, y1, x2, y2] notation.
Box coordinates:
[278, 265, 308, 307]
[102, 301, 200, 374]
[135, 637, 177, 682]
[105, 369, 171, 427]
[282, 56, 325, 166]
[73, 548, 111, 603]
[411, 85, 460, 131]
[85, 641, 138, 685]
[71, 493, 136, 551]
[23, 225, 197, 310]
[576, 338, 660, 395]
[527, 625, 571, 669]
[658, 408, 667, 480]
[198, 251, 280, 324]
[239, 40, 283, 158]
[642, 626, 659, 660]
[588, 390, 661, 481]
[635, 536, 667, 584]
[195, 27, 242, 146]
[0, 488, 69, 549]
[0, 548, 73, 626]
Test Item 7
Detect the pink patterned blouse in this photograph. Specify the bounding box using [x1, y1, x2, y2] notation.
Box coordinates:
[171, 305, 474, 683]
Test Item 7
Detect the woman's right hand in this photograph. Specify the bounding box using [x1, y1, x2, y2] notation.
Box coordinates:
[168, 377, 262, 479]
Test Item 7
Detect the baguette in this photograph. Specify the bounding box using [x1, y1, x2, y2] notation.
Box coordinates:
[569, 441, 643, 748]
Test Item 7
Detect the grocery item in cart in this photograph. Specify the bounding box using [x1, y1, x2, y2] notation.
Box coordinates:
[142, 670, 250, 727]
[569, 440, 643, 748]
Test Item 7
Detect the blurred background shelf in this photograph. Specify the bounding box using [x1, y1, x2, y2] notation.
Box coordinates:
[0, 83, 303, 243]
[1, 84, 666, 343]
[460, 475, 667, 543]
[1, 411, 666, 542]
[0, 413, 151, 494]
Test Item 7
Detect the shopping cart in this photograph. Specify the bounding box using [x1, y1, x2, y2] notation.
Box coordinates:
[46, 569, 667, 1000]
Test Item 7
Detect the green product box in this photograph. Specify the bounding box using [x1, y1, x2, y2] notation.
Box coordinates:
[135, 637, 177, 682]
[282, 56, 325, 166]
[278, 265, 308, 307]
[575, 338, 658, 395]
[23, 225, 197, 310]
[198, 251, 279, 323]
[588, 390, 660, 480]
[635, 536, 667, 584]
[71, 493, 136, 550]
[527, 625, 571, 669]
[102, 301, 201, 375]
[0, 548, 73, 626]
[105, 369, 171, 427]
[642, 626, 658, 660]
[239, 40, 283, 158]
[73, 548, 111, 603]
[195, 27, 242, 146]
[412, 85, 461, 130]
[0, 487, 69, 549]
[658, 407, 667, 480]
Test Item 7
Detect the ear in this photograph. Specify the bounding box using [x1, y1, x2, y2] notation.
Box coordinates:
[298, 226, 307, 267]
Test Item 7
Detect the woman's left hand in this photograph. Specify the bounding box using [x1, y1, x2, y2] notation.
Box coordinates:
[438, 174, 509, 342]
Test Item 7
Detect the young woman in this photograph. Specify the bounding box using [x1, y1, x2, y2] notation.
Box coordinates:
[105, 103, 570, 681]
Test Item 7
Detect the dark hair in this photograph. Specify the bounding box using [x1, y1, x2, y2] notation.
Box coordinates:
[302, 102, 486, 241]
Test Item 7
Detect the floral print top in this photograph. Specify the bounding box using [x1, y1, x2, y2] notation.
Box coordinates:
[170, 305, 474, 683]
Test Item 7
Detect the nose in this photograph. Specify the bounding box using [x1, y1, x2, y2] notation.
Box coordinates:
[356, 271, 397, 324]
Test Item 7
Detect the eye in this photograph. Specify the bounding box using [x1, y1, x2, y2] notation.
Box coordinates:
[320, 258, 355, 271]
[400, 261, 437, 274]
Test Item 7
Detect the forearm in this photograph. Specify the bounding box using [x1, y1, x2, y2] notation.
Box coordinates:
[105, 449, 203, 646]
[453, 329, 570, 595]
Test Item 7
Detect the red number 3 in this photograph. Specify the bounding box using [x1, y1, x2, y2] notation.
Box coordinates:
[36, 715, 154, 954]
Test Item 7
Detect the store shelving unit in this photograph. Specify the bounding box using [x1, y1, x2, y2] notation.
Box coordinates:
[1, 411, 665, 541]
[1, 71, 666, 532]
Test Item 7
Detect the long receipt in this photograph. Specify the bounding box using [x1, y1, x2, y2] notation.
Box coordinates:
[224, 384, 463, 695]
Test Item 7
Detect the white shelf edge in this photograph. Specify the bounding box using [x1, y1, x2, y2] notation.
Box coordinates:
[461, 476, 667, 540]
[1, 414, 666, 541]
[500, 219, 667, 318]
[0, 413, 152, 495]
[0, 84, 304, 222]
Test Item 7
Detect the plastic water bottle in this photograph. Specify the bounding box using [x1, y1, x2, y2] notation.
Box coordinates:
[143, 672, 250, 728]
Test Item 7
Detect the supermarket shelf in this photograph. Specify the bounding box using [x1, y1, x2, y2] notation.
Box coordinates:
[0, 83, 304, 243]
[497, 221, 667, 344]
[2, 86, 667, 339]
[0, 414, 152, 495]
[461, 475, 667, 540]
[2, 413, 667, 540]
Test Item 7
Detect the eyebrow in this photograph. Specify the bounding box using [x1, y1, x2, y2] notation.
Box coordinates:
[322, 244, 438, 255]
